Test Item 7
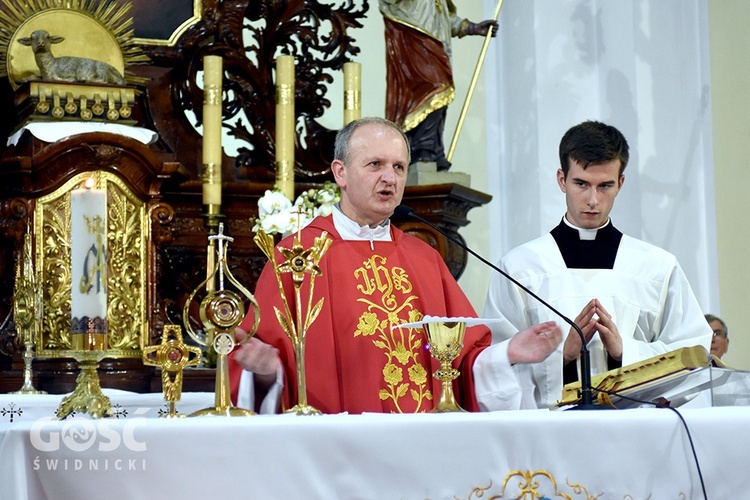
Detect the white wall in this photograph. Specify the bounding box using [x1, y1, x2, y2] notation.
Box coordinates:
[707, 0, 750, 369]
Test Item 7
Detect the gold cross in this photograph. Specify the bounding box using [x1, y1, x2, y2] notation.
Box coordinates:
[143, 325, 202, 417]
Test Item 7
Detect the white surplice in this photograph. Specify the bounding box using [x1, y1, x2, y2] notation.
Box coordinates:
[483, 231, 712, 408]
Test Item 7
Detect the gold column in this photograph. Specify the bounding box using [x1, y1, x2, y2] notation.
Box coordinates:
[275, 55, 295, 201]
[343, 61, 361, 125]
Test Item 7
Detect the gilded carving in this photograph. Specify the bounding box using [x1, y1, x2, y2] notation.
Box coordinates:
[105, 182, 146, 351]
[35, 171, 147, 358]
[40, 196, 72, 350]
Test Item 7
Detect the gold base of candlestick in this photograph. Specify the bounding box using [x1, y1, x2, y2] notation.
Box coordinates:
[12, 386, 47, 395]
[56, 351, 112, 419]
[189, 406, 257, 417]
[161, 402, 186, 418]
[72, 332, 107, 351]
[285, 404, 322, 416]
[11, 343, 47, 395]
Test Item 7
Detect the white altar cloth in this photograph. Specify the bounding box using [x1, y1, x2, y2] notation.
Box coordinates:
[1, 401, 747, 499]
[7, 122, 158, 147]
[0, 390, 215, 424]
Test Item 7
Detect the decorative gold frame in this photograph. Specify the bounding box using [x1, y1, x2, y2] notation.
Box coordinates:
[131, 0, 203, 47]
[34, 170, 148, 359]
[0, 0, 149, 88]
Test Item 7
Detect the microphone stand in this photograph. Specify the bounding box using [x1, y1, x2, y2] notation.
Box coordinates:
[393, 205, 602, 410]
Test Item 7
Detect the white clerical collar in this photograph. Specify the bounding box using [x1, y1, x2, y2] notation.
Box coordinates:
[563, 216, 610, 241]
[332, 204, 392, 249]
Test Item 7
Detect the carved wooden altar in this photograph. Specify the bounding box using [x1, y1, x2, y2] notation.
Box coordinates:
[0, 0, 491, 393]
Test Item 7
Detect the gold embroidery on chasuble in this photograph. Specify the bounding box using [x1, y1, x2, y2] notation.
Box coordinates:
[353, 254, 433, 413]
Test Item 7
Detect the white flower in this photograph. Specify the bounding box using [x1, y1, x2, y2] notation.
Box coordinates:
[315, 203, 334, 217]
[254, 183, 340, 235]
[258, 189, 292, 218]
[316, 189, 337, 205]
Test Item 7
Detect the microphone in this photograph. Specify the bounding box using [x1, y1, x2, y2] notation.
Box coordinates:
[393, 204, 601, 410]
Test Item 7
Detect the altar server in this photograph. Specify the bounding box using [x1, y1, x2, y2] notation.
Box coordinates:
[483, 120, 712, 408]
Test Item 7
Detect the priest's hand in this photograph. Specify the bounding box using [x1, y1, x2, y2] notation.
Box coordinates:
[507, 321, 562, 364]
[233, 330, 280, 389]
[593, 301, 622, 361]
[562, 299, 601, 364]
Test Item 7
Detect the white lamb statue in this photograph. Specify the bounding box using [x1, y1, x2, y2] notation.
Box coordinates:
[17, 30, 126, 85]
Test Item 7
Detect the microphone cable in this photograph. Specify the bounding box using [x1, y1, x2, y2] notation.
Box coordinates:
[593, 388, 708, 500]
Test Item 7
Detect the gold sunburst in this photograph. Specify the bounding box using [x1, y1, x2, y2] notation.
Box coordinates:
[0, 0, 150, 88]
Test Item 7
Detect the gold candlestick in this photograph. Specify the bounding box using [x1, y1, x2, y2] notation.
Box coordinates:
[58, 177, 111, 419]
[343, 61, 361, 125]
[11, 227, 46, 395]
[254, 207, 332, 415]
[275, 55, 295, 201]
[202, 55, 224, 293]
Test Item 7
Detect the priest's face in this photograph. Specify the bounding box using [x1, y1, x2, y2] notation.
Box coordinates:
[558, 158, 624, 229]
[332, 123, 409, 226]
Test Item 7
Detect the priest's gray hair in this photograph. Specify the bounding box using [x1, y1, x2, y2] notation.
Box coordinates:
[334, 117, 410, 166]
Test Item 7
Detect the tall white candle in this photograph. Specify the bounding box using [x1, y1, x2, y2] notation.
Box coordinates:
[343, 62, 361, 125]
[71, 180, 107, 338]
[202, 55, 223, 208]
[275, 55, 295, 201]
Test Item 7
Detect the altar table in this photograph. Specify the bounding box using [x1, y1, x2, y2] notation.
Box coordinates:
[0, 394, 746, 499]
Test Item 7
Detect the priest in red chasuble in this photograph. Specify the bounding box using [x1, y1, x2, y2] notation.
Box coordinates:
[229, 117, 561, 414]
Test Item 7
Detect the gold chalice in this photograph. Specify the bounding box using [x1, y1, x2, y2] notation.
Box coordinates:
[393, 316, 504, 413]
[424, 321, 467, 412]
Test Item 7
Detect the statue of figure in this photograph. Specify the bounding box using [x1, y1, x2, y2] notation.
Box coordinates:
[17, 30, 126, 85]
[380, 0, 497, 171]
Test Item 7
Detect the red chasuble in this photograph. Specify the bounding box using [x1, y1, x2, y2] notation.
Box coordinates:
[229, 216, 490, 414]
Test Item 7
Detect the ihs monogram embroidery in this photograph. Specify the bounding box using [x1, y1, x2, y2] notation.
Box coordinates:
[353, 254, 432, 412]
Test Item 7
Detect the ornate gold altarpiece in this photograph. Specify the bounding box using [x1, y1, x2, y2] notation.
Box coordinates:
[0, 0, 491, 394]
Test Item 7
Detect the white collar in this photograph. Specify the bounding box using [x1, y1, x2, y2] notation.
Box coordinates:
[332, 205, 392, 249]
[563, 216, 610, 241]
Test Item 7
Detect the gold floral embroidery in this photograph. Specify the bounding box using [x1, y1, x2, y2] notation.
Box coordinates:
[463, 471, 601, 499]
[355, 254, 432, 412]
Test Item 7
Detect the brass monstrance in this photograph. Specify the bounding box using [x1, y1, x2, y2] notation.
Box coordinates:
[183, 223, 260, 417]
[254, 208, 332, 415]
[11, 227, 46, 395]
